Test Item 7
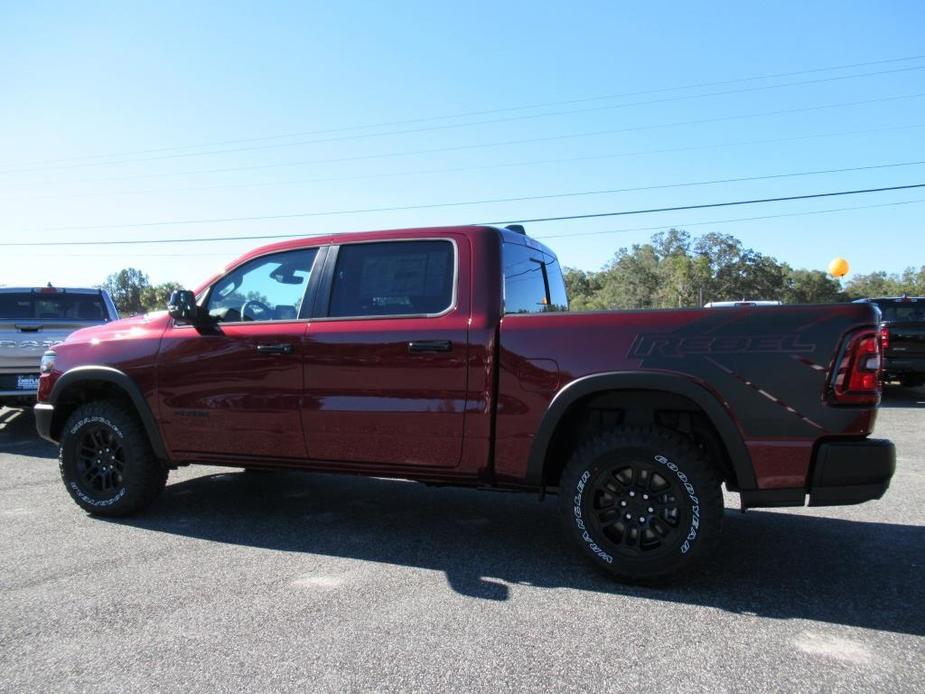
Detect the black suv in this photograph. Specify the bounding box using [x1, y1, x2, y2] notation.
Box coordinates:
[855, 295, 925, 388]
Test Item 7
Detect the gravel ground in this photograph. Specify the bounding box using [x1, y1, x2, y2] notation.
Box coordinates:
[1, 386, 923, 693]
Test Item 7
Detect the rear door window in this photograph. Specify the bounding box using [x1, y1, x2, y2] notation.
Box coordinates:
[328, 240, 455, 318]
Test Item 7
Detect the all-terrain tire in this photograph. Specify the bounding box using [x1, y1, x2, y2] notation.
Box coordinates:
[559, 426, 724, 584]
[59, 401, 167, 517]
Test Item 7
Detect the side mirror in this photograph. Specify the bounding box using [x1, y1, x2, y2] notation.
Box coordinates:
[167, 290, 200, 324]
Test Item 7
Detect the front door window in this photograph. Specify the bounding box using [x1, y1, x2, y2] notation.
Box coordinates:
[206, 249, 318, 323]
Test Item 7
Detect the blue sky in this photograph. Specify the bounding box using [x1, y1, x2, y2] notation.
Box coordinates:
[1, 1, 923, 289]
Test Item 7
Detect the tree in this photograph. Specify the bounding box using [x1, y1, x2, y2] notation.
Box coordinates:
[140, 282, 183, 312]
[693, 233, 785, 304]
[101, 269, 183, 315]
[781, 267, 844, 304]
[101, 268, 150, 315]
[563, 268, 607, 310]
[844, 266, 925, 299]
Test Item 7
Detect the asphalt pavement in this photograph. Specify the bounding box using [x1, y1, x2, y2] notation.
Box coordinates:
[1, 387, 923, 693]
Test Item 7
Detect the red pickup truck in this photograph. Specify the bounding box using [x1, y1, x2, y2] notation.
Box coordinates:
[34, 225, 895, 583]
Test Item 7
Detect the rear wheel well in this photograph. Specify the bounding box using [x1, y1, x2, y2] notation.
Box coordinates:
[541, 389, 737, 489]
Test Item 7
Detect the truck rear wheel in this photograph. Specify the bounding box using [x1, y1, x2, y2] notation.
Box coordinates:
[59, 401, 167, 517]
[559, 427, 723, 584]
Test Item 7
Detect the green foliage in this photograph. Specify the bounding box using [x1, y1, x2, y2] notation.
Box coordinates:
[565, 229, 863, 310]
[101, 268, 182, 315]
[141, 281, 183, 313]
[843, 267, 925, 299]
[781, 267, 843, 305]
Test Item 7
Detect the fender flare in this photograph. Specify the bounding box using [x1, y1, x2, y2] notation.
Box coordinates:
[524, 371, 756, 490]
[49, 366, 168, 460]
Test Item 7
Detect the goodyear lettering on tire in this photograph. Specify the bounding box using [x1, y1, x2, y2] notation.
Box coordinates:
[67, 416, 127, 507]
[654, 454, 700, 553]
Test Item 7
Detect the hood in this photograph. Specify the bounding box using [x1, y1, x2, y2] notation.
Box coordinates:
[63, 311, 172, 345]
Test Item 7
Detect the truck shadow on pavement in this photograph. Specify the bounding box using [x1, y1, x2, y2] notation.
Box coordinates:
[0, 408, 57, 459]
[113, 469, 924, 637]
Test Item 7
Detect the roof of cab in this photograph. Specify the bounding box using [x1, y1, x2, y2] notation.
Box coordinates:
[197, 224, 559, 292]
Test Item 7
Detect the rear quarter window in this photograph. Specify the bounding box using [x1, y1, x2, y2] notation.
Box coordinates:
[502, 243, 568, 314]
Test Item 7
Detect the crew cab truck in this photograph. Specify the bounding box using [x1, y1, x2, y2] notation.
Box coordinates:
[34, 226, 895, 583]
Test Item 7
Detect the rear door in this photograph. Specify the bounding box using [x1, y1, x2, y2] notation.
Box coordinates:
[303, 237, 469, 468]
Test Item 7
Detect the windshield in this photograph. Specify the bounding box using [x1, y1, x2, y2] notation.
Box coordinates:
[872, 301, 925, 322]
[0, 292, 108, 322]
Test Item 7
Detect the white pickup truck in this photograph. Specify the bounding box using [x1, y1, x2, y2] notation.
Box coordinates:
[0, 287, 119, 407]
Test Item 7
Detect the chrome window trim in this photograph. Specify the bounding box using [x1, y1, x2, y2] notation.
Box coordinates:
[174, 246, 324, 328]
[313, 237, 459, 322]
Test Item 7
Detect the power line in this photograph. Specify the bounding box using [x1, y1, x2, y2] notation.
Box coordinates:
[531, 198, 925, 240]
[484, 183, 925, 226]
[6, 197, 924, 254]
[6, 64, 924, 175]
[8, 122, 925, 203]
[3, 182, 923, 247]
[9, 91, 925, 189]
[20, 159, 925, 232]
[11, 53, 925, 169]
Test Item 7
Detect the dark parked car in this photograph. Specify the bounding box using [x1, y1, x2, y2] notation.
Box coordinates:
[34, 225, 894, 583]
[854, 295, 925, 387]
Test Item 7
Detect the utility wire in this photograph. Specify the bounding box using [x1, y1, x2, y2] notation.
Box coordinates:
[483, 183, 925, 226]
[8, 122, 925, 203]
[532, 198, 925, 239]
[3, 182, 923, 246]
[6, 64, 924, 175]
[11, 53, 925, 168]
[6, 197, 924, 252]
[9, 91, 925, 188]
[20, 160, 925, 232]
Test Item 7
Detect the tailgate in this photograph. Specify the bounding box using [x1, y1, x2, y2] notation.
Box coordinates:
[0, 320, 86, 371]
[886, 321, 925, 355]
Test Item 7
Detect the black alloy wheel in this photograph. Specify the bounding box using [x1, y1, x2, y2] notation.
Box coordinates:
[74, 424, 127, 499]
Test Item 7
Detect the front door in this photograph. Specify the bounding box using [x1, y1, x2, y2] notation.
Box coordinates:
[157, 247, 319, 461]
[303, 237, 469, 468]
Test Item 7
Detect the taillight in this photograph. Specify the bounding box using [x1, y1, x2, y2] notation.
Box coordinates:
[830, 329, 882, 405]
[879, 325, 890, 350]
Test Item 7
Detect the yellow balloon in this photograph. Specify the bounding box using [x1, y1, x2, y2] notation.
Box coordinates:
[828, 257, 850, 277]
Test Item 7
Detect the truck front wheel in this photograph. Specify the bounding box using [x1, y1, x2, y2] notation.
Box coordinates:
[559, 427, 723, 584]
[59, 401, 167, 516]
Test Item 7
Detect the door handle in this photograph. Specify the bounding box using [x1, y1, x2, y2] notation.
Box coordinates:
[256, 343, 294, 355]
[408, 339, 452, 353]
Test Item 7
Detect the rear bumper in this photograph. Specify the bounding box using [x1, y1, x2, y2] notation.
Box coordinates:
[740, 438, 895, 509]
[808, 438, 895, 506]
[34, 402, 56, 443]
